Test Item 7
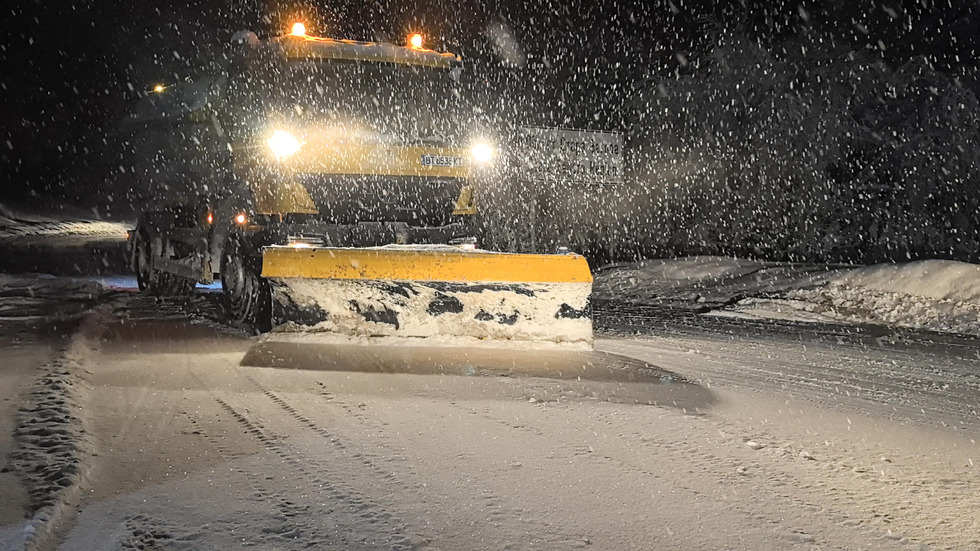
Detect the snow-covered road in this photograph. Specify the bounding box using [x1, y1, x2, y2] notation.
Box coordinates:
[596, 302, 980, 433]
[0, 289, 975, 550]
[1, 215, 978, 549]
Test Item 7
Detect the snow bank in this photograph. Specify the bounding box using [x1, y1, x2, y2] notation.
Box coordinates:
[0, 219, 129, 239]
[596, 257, 980, 337]
[785, 260, 980, 336]
[4, 308, 106, 551]
[0, 275, 115, 321]
[834, 260, 980, 303]
[594, 256, 841, 307]
[0, 274, 107, 298]
[0, 203, 129, 239]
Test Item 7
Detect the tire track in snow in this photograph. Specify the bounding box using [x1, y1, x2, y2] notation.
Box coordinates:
[242, 373, 424, 495]
[246, 372, 596, 549]
[186, 372, 421, 550]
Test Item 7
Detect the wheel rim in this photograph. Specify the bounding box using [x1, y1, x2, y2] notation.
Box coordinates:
[222, 253, 245, 304]
[135, 233, 155, 291]
[221, 246, 246, 318]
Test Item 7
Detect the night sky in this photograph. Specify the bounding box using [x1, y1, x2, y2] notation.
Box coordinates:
[2, 1, 978, 208]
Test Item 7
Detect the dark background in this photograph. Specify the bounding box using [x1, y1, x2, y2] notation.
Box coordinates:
[2, 1, 978, 262]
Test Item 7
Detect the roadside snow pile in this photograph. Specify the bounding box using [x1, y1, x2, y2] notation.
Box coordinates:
[594, 256, 842, 308]
[831, 260, 980, 302]
[0, 275, 106, 297]
[596, 257, 980, 337]
[0, 275, 108, 320]
[0, 203, 129, 239]
[0, 219, 128, 239]
[786, 261, 980, 336]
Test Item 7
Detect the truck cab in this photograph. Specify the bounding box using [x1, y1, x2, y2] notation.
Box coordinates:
[124, 25, 497, 325]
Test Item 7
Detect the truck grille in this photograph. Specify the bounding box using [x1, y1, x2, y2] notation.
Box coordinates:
[297, 174, 465, 227]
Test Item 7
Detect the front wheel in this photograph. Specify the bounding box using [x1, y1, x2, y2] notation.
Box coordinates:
[134, 230, 158, 292]
[133, 230, 194, 296]
[220, 235, 271, 331]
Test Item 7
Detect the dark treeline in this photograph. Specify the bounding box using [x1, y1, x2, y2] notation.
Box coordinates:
[613, 25, 980, 264]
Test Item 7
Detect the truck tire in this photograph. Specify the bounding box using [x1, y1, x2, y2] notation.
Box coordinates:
[134, 230, 195, 296]
[220, 234, 271, 331]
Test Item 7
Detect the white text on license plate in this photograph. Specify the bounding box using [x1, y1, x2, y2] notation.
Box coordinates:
[421, 155, 463, 167]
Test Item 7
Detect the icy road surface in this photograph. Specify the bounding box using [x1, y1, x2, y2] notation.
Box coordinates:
[0, 288, 977, 550]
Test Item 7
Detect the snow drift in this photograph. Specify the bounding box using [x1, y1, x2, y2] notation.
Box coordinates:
[595, 257, 980, 337]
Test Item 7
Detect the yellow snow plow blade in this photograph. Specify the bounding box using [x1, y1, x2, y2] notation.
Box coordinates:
[262, 246, 593, 344]
[262, 247, 593, 282]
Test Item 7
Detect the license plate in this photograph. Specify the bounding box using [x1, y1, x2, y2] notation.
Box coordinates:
[420, 154, 463, 167]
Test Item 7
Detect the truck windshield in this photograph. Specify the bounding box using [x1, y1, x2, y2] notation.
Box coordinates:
[266, 60, 467, 143]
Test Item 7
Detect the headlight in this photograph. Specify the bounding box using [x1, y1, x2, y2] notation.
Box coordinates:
[267, 130, 301, 158]
[470, 142, 494, 164]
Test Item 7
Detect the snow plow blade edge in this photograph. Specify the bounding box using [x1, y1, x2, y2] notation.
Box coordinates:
[262, 247, 593, 344]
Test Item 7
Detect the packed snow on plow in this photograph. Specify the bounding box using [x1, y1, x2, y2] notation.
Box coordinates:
[264, 245, 593, 344]
[240, 243, 627, 380]
[242, 245, 684, 394]
[235, 245, 664, 390]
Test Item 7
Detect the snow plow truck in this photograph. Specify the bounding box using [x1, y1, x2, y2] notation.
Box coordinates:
[123, 24, 593, 344]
